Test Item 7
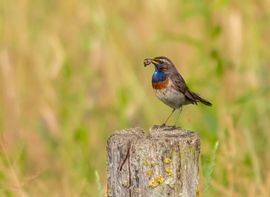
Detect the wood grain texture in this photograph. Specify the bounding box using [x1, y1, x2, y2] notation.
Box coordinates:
[107, 126, 200, 197]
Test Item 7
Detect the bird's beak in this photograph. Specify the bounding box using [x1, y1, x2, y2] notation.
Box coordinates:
[144, 58, 158, 67]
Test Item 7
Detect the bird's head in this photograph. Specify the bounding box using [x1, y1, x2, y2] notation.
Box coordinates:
[144, 56, 176, 74]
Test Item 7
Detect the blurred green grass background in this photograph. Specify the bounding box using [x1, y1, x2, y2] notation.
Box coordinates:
[0, 0, 270, 196]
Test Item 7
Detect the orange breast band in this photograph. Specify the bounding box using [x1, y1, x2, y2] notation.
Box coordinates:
[152, 78, 169, 89]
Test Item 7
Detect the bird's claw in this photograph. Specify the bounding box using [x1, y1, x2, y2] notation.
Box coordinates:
[160, 123, 166, 127]
[162, 124, 179, 131]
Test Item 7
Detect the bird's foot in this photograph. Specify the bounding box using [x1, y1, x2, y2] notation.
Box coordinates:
[156, 123, 171, 130]
[163, 124, 180, 131]
[151, 124, 166, 130]
[160, 123, 166, 127]
[153, 124, 180, 131]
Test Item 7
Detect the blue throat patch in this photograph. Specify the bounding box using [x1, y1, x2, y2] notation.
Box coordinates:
[152, 64, 166, 82]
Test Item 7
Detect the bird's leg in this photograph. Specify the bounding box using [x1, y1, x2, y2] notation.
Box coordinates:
[161, 108, 175, 126]
[173, 107, 183, 128]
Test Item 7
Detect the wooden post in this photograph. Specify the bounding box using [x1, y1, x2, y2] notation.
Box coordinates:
[107, 126, 200, 197]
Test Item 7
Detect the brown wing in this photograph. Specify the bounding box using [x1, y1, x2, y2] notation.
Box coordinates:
[170, 72, 198, 104]
[170, 72, 212, 106]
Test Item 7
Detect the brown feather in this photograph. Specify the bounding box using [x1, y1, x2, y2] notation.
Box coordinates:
[170, 72, 212, 106]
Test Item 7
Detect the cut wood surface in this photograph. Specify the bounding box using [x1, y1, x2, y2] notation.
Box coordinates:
[107, 126, 200, 197]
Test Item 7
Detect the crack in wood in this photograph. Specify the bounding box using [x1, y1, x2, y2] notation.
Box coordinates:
[118, 141, 131, 172]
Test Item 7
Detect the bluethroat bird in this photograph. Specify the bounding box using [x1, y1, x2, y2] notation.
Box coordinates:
[144, 56, 212, 126]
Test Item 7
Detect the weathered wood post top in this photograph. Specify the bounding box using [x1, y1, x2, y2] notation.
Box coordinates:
[107, 125, 200, 197]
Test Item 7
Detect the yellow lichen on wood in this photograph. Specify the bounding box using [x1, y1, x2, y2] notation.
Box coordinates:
[165, 167, 172, 176]
[134, 188, 141, 193]
[146, 169, 153, 175]
[144, 159, 149, 166]
[151, 161, 156, 167]
[164, 158, 171, 164]
[148, 175, 164, 188]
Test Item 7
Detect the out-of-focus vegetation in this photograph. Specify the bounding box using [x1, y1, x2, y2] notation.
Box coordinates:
[0, 0, 270, 196]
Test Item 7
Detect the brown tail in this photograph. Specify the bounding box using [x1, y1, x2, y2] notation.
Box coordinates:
[187, 90, 212, 106]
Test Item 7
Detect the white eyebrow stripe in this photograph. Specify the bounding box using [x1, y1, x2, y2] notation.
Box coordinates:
[163, 59, 170, 64]
[154, 57, 173, 64]
[158, 58, 170, 64]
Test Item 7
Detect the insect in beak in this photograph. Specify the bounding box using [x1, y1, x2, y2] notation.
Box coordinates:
[144, 58, 159, 67]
